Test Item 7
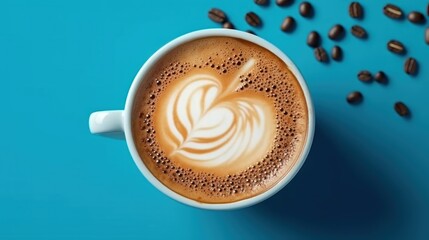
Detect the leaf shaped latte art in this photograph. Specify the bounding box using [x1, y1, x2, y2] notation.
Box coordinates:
[156, 59, 276, 173]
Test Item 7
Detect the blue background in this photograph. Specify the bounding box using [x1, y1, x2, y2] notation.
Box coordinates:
[1, 0, 428, 239]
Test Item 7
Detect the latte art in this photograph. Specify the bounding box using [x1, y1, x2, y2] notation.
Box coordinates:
[162, 59, 275, 172]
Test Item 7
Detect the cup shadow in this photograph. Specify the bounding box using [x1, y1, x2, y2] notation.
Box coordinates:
[242, 119, 407, 236]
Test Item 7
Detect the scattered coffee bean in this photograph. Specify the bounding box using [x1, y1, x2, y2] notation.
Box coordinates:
[314, 47, 328, 62]
[374, 71, 388, 84]
[245, 30, 256, 35]
[408, 11, 426, 24]
[425, 27, 429, 45]
[404, 58, 418, 75]
[383, 4, 403, 19]
[276, 0, 293, 6]
[331, 45, 342, 61]
[254, 0, 268, 6]
[223, 22, 234, 29]
[208, 8, 227, 23]
[245, 12, 262, 27]
[349, 2, 363, 19]
[328, 24, 345, 40]
[299, 2, 313, 18]
[351, 25, 367, 39]
[347, 91, 363, 104]
[394, 102, 410, 117]
[281, 17, 296, 32]
[387, 40, 405, 54]
[358, 70, 372, 83]
[307, 31, 321, 48]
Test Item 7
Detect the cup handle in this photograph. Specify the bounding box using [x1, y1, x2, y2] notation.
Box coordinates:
[89, 110, 125, 139]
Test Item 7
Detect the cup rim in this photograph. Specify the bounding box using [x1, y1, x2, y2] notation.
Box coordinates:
[123, 29, 315, 210]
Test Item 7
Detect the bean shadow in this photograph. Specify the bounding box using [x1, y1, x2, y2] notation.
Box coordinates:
[242, 119, 407, 237]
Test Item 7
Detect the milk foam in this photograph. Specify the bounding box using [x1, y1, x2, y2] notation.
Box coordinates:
[132, 37, 308, 203]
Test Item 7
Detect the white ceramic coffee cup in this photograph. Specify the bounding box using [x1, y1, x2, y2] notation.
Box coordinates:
[89, 29, 315, 210]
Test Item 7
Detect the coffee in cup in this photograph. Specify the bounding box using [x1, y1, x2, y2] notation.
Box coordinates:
[131, 36, 309, 203]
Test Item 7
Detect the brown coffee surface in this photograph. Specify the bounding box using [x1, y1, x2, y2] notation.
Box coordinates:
[132, 37, 308, 203]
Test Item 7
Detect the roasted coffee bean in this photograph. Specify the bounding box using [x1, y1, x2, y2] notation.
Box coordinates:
[358, 70, 372, 82]
[222, 22, 234, 29]
[408, 11, 426, 24]
[331, 46, 342, 61]
[208, 8, 227, 23]
[329, 24, 345, 40]
[276, 0, 293, 6]
[387, 40, 405, 54]
[245, 12, 262, 27]
[404, 58, 418, 75]
[425, 27, 429, 45]
[349, 2, 363, 19]
[254, 0, 268, 6]
[307, 31, 320, 48]
[347, 91, 363, 104]
[351, 25, 367, 39]
[245, 30, 256, 35]
[383, 4, 403, 19]
[299, 2, 313, 18]
[314, 47, 328, 62]
[281, 17, 296, 32]
[394, 102, 410, 117]
[374, 71, 388, 84]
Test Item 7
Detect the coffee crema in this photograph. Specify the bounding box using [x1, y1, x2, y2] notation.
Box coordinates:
[132, 37, 308, 203]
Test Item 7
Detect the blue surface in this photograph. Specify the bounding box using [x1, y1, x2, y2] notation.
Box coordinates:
[1, 0, 428, 239]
